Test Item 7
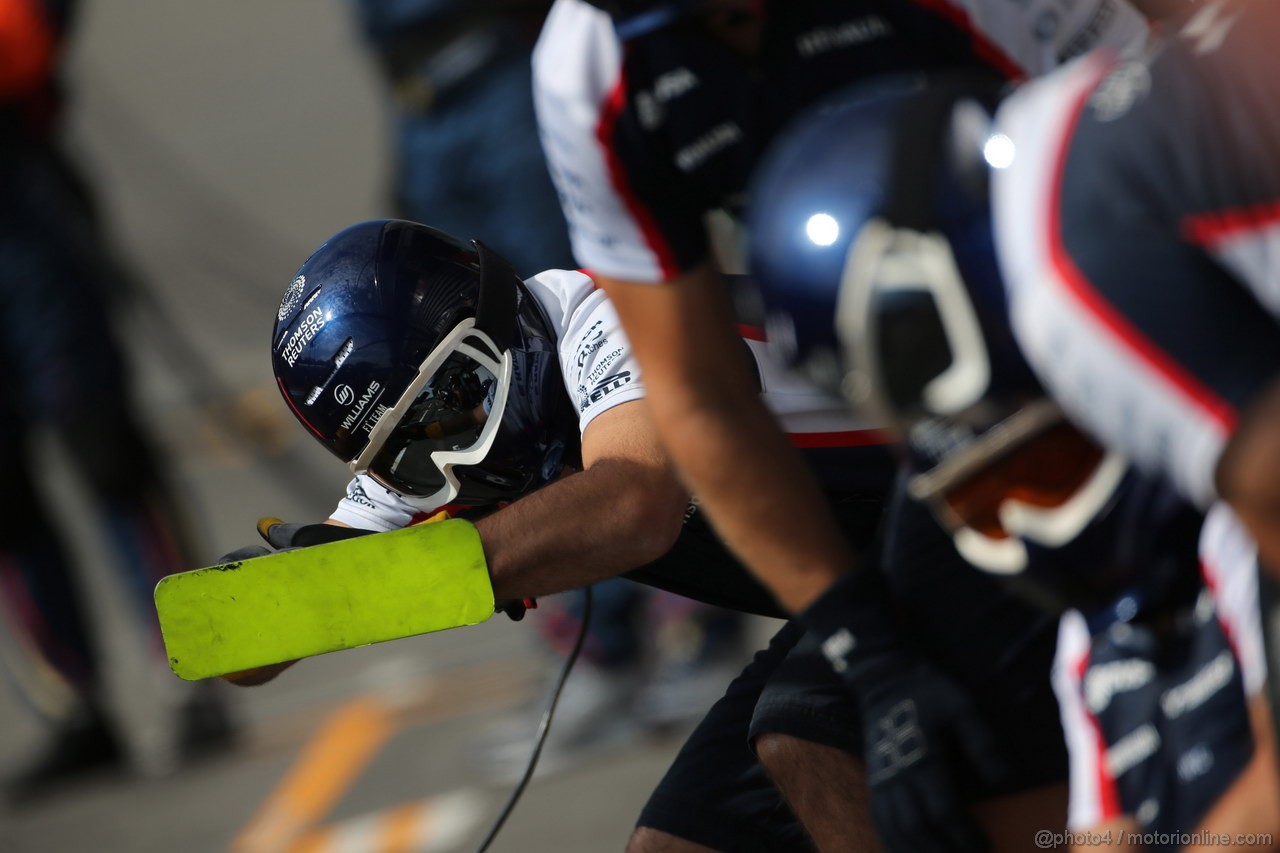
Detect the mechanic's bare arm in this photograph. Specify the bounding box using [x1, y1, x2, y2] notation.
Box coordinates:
[477, 399, 689, 599]
[326, 400, 687, 598]
[598, 262, 853, 613]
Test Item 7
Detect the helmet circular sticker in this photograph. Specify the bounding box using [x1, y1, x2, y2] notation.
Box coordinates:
[278, 275, 306, 321]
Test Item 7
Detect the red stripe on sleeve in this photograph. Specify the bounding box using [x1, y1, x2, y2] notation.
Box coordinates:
[1181, 200, 1280, 247]
[1045, 61, 1237, 435]
[594, 71, 682, 281]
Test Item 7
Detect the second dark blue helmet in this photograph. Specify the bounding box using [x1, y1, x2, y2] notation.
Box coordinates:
[748, 72, 1040, 446]
[271, 219, 578, 510]
[746, 74, 1185, 605]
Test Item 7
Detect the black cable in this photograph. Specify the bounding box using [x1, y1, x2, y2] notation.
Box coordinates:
[475, 585, 593, 853]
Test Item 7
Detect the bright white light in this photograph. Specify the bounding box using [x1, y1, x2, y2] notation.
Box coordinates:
[983, 134, 1015, 170]
[805, 213, 840, 247]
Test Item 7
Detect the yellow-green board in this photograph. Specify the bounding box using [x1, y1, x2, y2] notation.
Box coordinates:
[155, 520, 494, 680]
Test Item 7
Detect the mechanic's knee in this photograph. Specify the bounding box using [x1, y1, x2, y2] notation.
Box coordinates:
[626, 825, 718, 853]
[754, 731, 868, 796]
[753, 731, 804, 778]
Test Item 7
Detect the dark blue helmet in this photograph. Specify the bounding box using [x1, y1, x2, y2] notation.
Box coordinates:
[748, 73, 1061, 501]
[271, 219, 578, 510]
[746, 75, 1191, 605]
[749, 72, 1037, 429]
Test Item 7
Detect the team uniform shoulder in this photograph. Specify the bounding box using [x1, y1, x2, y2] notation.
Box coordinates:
[533, 0, 673, 283]
[532, 0, 619, 120]
[524, 267, 649, 432]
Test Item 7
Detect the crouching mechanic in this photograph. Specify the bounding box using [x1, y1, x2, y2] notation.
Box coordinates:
[746, 70, 1280, 848]
[246, 218, 1072, 851]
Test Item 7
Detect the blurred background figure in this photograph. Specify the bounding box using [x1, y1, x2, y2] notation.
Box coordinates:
[0, 0, 232, 800]
[346, 0, 748, 777]
[347, 0, 572, 276]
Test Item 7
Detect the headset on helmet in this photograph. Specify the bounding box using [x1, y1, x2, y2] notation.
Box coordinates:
[271, 219, 578, 510]
[747, 74, 1194, 607]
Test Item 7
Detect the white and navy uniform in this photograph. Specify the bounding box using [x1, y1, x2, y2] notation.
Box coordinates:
[332, 267, 892, 532]
[533, 0, 1148, 285]
[994, 0, 1280, 510]
[1052, 503, 1265, 839]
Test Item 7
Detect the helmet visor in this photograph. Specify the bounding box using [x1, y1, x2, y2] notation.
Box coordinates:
[922, 420, 1106, 539]
[349, 318, 512, 508]
[907, 405, 1125, 574]
[368, 349, 500, 497]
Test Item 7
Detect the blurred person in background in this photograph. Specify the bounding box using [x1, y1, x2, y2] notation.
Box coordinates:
[0, 0, 232, 800]
[345, 0, 748, 772]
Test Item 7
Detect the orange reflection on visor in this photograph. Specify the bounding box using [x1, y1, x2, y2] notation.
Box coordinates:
[937, 423, 1106, 540]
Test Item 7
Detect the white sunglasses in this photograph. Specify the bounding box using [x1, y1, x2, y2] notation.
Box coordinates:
[349, 317, 514, 510]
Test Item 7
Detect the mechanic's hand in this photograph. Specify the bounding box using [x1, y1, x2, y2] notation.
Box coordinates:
[220, 660, 297, 686]
[799, 568, 1004, 853]
[256, 518, 375, 549]
[858, 662, 1004, 853]
[214, 544, 273, 563]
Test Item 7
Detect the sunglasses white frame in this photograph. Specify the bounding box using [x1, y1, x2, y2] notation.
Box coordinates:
[349, 318, 513, 510]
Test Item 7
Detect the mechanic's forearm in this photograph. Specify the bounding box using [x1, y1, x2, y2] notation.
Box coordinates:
[649, 363, 851, 612]
[476, 460, 687, 600]
[601, 267, 854, 613]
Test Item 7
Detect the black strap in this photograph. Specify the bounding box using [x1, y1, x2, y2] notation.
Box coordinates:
[473, 240, 519, 352]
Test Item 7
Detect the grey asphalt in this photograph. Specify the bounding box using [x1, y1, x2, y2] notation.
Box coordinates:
[0, 5, 772, 851]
